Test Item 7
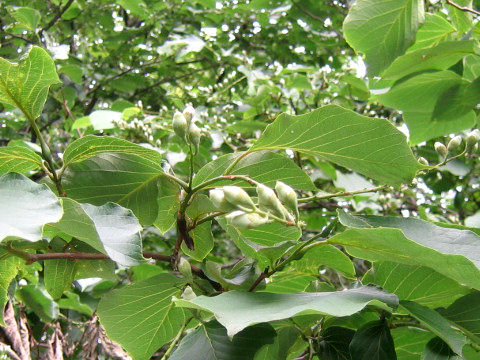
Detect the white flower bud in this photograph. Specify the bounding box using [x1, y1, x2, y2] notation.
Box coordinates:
[223, 186, 256, 211]
[173, 111, 187, 140]
[275, 181, 298, 215]
[418, 157, 429, 166]
[187, 122, 201, 154]
[183, 105, 195, 123]
[466, 130, 479, 152]
[256, 184, 286, 219]
[434, 142, 447, 158]
[447, 136, 462, 153]
[226, 210, 269, 229]
[178, 257, 192, 282]
[209, 189, 236, 212]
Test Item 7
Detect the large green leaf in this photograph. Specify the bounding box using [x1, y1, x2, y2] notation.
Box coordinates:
[0, 256, 22, 326]
[250, 105, 422, 185]
[0, 173, 63, 242]
[382, 41, 478, 81]
[50, 198, 144, 267]
[12, 7, 41, 31]
[63, 135, 163, 167]
[154, 177, 181, 234]
[0, 47, 61, 120]
[44, 259, 76, 300]
[400, 300, 465, 355]
[407, 13, 456, 52]
[374, 71, 476, 144]
[343, 0, 424, 76]
[193, 151, 315, 190]
[334, 211, 480, 290]
[170, 321, 276, 360]
[442, 292, 480, 343]
[97, 274, 187, 360]
[175, 286, 398, 336]
[63, 152, 164, 225]
[422, 337, 464, 360]
[392, 327, 433, 360]
[254, 327, 299, 360]
[363, 262, 470, 308]
[17, 285, 59, 322]
[317, 326, 355, 360]
[349, 320, 397, 360]
[0, 146, 42, 174]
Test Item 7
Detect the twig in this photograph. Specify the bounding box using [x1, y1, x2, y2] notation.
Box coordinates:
[298, 185, 387, 203]
[39, 0, 75, 37]
[446, 0, 480, 16]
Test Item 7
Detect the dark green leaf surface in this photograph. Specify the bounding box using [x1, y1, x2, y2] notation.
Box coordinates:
[175, 286, 398, 336]
[97, 274, 187, 360]
[251, 105, 422, 185]
[170, 321, 276, 360]
[44, 259, 76, 300]
[0, 173, 63, 242]
[443, 292, 480, 343]
[0, 256, 22, 325]
[317, 326, 355, 360]
[17, 285, 59, 322]
[349, 320, 397, 360]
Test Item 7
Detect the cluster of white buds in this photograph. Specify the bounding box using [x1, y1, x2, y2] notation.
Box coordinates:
[172, 105, 202, 154]
[466, 129, 479, 155]
[432, 130, 479, 162]
[209, 181, 301, 229]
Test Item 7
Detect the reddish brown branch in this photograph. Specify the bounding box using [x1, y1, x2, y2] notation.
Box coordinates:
[446, 0, 480, 16]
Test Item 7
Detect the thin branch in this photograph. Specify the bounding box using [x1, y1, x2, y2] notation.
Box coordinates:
[298, 185, 388, 203]
[446, 0, 480, 16]
[38, 0, 75, 37]
[293, 1, 323, 22]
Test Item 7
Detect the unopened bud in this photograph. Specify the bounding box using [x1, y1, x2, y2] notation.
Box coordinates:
[226, 210, 269, 229]
[173, 111, 187, 140]
[178, 257, 193, 282]
[275, 181, 298, 214]
[187, 123, 201, 154]
[223, 186, 256, 211]
[466, 130, 479, 152]
[183, 105, 195, 123]
[256, 184, 286, 219]
[434, 142, 447, 158]
[181, 286, 196, 300]
[418, 157, 429, 166]
[209, 189, 236, 212]
[447, 136, 462, 153]
[467, 143, 478, 155]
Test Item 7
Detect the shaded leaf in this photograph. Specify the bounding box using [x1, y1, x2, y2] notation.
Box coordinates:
[44, 259, 76, 300]
[349, 320, 397, 360]
[17, 285, 59, 322]
[317, 326, 355, 360]
[443, 292, 480, 343]
[0, 256, 22, 325]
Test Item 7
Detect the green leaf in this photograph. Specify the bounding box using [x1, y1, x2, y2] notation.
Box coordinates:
[0, 173, 63, 242]
[175, 286, 398, 336]
[343, 0, 424, 76]
[334, 211, 480, 290]
[422, 337, 464, 360]
[442, 292, 480, 343]
[400, 300, 465, 355]
[349, 320, 397, 360]
[464, 55, 480, 81]
[317, 326, 355, 360]
[0, 257, 22, 326]
[154, 177, 181, 234]
[0, 47, 61, 120]
[63, 152, 164, 225]
[374, 71, 476, 144]
[447, 0, 473, 33]
[363, 262, 470, 308]
[264, 272, 317, 293]
[51, 198, 144, 267]
[193, 151, 315, 190]
[250, 105, 422, 186]
[170, 321, 276, 360]
[44, 259, 76, 300]
[57, 291, 93, 316]
[12, 7, 41, 31]
[254, 327, 298, 360]
[289, 244, 356, 279]
[63, 135, 163, 167]
[382, 41, 478, 81]
[407, 13, 456, 52]
[182, 194, 215, 261]
[17, 285, 59, 322]
[392, 327, 433, 360]
[0, 146, 42, 174]
[117, 0, 150, 20]
[98, 274, 187, 360]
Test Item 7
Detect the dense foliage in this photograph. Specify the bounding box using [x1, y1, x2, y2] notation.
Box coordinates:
[0, 0, 480, 359]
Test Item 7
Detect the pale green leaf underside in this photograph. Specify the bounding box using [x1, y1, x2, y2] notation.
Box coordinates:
[251, 105, 422, 185]
[343, 0, 424, 76]
[97, 274, 187, 360]
[334, 211, 480, 290]
[44, 259, 76, 300]
[443, 292, 480, 343]
[175, 286, 398, 336]
[51, 198, 144, 267]
[0, 47, 61, 120]
[0, 173, 62, 242]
